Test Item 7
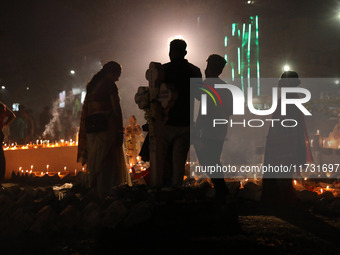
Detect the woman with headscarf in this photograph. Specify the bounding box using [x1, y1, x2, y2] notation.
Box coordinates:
[77, 61, 130, 198]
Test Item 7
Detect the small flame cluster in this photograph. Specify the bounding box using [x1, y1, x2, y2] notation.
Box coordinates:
[311, 129, 340, 149]
[293, 178, 339, 196]
[128, 156, 149, 180]
[16, 165, 86, 178]
[3, 139, 78, 151]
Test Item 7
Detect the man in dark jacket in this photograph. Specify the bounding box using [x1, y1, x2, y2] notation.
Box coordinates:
[162, 39, 202, 186]
[195, 54, 233, 202]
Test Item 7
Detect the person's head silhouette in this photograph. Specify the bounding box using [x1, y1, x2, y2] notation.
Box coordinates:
[169, 39, 187, 61]
[205, 54, 227, 78]
[102, 61, 122, 82]
[278, 71, 301, 87]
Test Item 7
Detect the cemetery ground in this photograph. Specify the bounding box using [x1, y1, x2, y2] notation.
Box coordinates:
[0, 176, 339, 255]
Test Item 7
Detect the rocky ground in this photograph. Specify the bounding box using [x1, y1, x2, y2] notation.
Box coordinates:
[0, 176, 340, 255]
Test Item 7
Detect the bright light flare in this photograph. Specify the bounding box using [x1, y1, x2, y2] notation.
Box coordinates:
[283, 65, 290, 72]
[167, 34, 186, 46]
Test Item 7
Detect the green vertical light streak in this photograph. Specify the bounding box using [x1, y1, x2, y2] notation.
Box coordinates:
[232, 65, 235, 81]
[255, 15, 259, 43]
[242, 23, 246, 45]
[232, 23, 236, 36]
[256, 15, 260, 95]
[238, 29, 241, 38]
[241, 23, 246, 93]
[224, 54, 228, 63]
[247, 24, 251, 88]
[224, 36, 228, 47]
[248, 24, 251, 54]
[257, 61, 260, 96]
[237, 47, 241, 75]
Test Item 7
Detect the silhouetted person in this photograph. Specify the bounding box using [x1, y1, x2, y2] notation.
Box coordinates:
[261, 71, 313, 205]
[162, 39, 202, 187]
[195, 54, 233, 202]
[0, 102, 16, 180]
[77, 61, 129, 198]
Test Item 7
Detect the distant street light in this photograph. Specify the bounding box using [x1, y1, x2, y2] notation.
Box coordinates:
[335, 80, 339, 85]
[283, 65, 290, 72]
[1, 86, 5, 90]
[70, 70, 75, 75]
[26, 87, 30, 90]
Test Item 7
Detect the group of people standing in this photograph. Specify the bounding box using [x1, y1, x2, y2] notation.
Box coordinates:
[76, 39, 312, 202]
[0, 38, 303, 204]
[76, 39, 235, 199]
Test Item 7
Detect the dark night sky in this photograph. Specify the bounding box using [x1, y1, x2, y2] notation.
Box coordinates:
[0, 0, 339, 116]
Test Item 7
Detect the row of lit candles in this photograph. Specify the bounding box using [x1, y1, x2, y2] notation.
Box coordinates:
[3, 139, 78, 151]
[17, 165, 85, 177]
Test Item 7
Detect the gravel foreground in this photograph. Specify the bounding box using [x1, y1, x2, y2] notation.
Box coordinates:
[0, 180, 339, 255]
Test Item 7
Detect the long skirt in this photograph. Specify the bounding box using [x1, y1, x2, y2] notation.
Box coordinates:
[86, 131, 130, 197]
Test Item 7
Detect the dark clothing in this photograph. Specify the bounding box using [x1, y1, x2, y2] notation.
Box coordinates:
[195, 136, 229, 201]
[163, 59, 202, 126]
[261, 93, 312, 204]
[195, 78, 233, 202]
[196, 78, 233, 141]
[161, 58, 201, 187]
